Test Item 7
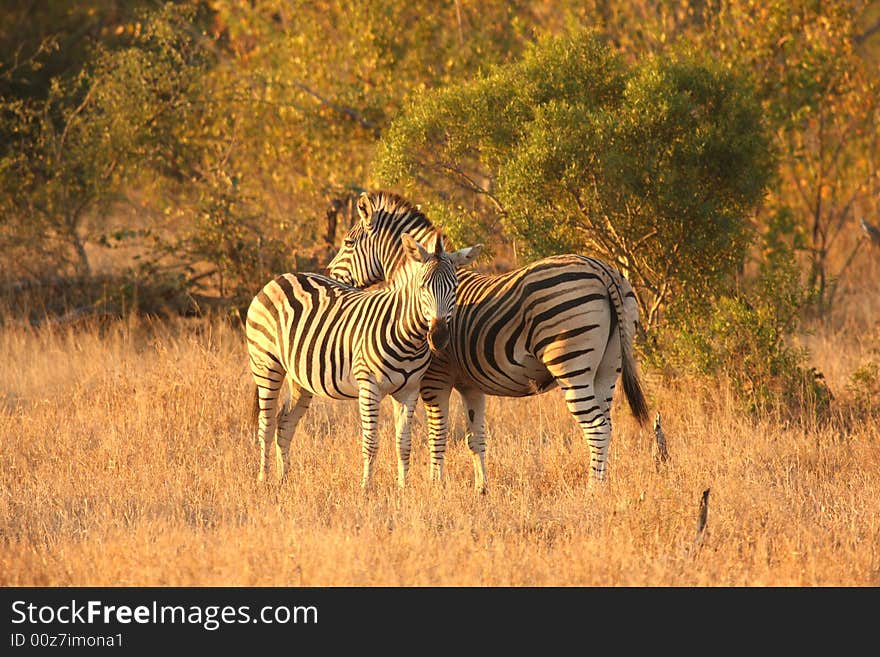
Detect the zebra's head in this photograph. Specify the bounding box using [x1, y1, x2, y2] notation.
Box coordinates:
[400, 232, 482, 354]
[327, 191, 437, 288]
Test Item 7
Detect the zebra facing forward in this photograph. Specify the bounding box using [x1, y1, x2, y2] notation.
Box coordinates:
[327, 191, 649, 491]
[246, 213, 482, 489]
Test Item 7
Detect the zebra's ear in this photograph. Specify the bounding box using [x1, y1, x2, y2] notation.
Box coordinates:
[357, 192, 374, 232]
[449, 244, 483, 268]
[401, 233, 430, 263]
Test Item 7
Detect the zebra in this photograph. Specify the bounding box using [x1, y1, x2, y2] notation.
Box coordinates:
[246, 212, 482, 489]
[327, 191, 649, 492]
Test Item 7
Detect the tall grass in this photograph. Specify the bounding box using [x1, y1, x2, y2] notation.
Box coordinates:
[1, 314, 878, 586]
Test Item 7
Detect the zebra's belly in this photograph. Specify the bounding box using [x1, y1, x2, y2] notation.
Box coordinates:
[372, 366, 427, 396]
[285, 365, 360, 400]
[443, 351, 556, 397]
[289, 357, 429, 400]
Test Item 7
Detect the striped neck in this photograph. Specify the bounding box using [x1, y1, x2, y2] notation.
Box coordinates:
[382, 223, 441, 282]
[386, 259, 432, 347]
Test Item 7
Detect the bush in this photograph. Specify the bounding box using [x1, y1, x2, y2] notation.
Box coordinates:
[0, 271, 197, 327]
[376, 29, 774, 329]
[157, 177, 292, 308]
[648, 247, 831, 419]
[845, 325, 880, 420]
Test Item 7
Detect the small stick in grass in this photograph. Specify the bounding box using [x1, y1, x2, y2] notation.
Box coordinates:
[653, 412, 670, 470]
[695, 488, 710, 548]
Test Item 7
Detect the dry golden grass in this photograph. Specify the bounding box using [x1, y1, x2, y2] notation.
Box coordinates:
[1, 313, 878, 587]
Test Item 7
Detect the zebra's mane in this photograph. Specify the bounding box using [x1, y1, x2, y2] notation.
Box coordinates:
[366, 191, 443, 285]
[365, 190, 437, 235]
[381, 229, 445, 289]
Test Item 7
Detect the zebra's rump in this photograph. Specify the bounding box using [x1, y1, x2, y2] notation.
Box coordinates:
[436, 255, 626, 397]
[246, 273, 360, 399]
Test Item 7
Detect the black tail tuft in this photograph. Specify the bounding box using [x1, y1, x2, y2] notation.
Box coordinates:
[605, 270, 650, 427]
[622, 361, 650, 427]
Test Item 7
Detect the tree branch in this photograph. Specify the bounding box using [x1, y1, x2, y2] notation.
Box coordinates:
[854, 18, 880, 45]
[57, 75, 100, 160]
[0, 34, 56, 81]
[567, 186, 620, 257]
[285, 79, 380, 138]
[430, 160, 505, 216]
[171, 10, 381, 138]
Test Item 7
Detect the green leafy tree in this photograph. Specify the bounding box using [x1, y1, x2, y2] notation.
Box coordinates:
[376, 29, 774, 327]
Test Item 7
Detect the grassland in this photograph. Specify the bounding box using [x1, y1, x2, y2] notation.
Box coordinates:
[1, 304, 878, 587]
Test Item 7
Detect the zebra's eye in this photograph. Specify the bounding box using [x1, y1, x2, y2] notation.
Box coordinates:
[343, 238, 355, 248]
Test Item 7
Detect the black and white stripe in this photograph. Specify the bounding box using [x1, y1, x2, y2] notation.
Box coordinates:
[327, 191, 649, 491]
[247, 193, 481, 488]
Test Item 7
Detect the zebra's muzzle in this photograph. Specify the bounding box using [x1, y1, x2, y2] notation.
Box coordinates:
[328, 268, 354, 287]
[427, 318, 450, 354]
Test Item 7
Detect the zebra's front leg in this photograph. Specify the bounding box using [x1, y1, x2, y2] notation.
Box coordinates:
[391, 388, 419, 489]
[459, 386, 489, 494]
[358, 377, 382, 490]
[253, 370, 285, 483]
[257, 397, 277, 484]
[420, 383, 451, 484]
[275, 382, 312, 483]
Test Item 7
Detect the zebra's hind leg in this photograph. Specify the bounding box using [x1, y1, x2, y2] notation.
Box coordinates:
[391, 388, 419, 489]
[421, 383, 451, 484]
[561, 376, 610, 482]
[593, 321, 623, 478]
[543, 346, 610, 483]
[275, 381, 312, 483]
[257, 393, 277, 483]
[459, 386, 489, 494]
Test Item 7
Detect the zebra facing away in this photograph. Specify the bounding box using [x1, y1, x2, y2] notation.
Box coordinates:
[246, 217, 482, 489]
[327, 191, 650, 492]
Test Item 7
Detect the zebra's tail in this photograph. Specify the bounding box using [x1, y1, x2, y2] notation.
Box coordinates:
[606, 271, 650, 427]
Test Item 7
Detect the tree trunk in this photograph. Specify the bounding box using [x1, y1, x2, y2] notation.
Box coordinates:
[71, 229, 90, 279]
